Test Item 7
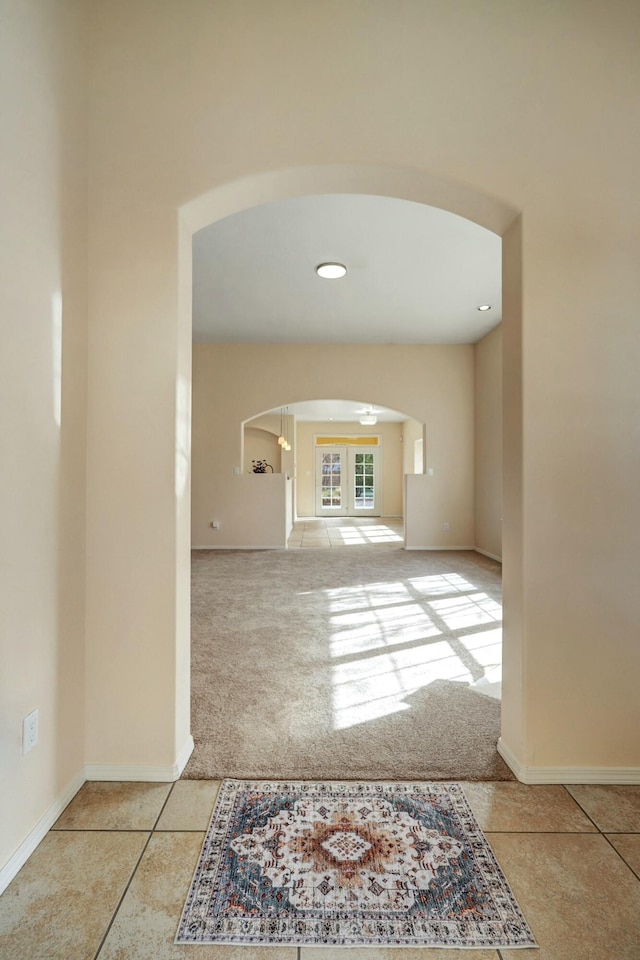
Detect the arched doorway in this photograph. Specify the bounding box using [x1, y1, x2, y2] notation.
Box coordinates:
[243, 398, 420, 529]
[177, 164, 522, 778]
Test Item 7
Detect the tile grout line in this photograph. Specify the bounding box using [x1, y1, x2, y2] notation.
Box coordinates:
[150, 781, 177, 835]
[483, 828, 604, 835]
[557, 787, 640, 886]
[91, 829, 153, 960]
[52, 827, 175, 833]
[601, 834, 640, 884]
[560, 785, 604, 833]
[91, 782, 177, 960]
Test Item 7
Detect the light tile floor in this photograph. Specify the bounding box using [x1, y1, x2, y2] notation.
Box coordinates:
[287, 517, 405, 549]
[1, 780, 640, 959]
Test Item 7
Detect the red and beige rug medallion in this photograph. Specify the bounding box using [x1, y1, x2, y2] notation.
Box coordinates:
[176, 779, 536, 949]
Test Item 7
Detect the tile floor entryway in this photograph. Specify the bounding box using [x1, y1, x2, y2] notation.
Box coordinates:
[2, 780, 640, 958]
[288, 517, 404, 549]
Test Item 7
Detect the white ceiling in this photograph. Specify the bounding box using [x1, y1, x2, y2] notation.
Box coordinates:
[193, 193, 501, 421]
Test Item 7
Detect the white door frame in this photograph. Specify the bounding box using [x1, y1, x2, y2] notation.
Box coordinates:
[314, 439, 381, 517]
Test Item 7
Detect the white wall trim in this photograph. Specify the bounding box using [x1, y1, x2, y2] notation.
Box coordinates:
[192, 544, 283, 551]
[474, 547, 502, 563]
[85, 735, 195, 782]
[0, 768, 86, 895]
[175, 734, 195, 775]
[498, 738, 640, 784]
[404, 544, 476, 552]
[0, 737, 196, 894]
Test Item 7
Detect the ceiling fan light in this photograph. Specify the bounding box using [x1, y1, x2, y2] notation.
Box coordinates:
[359, 413, 377, 426]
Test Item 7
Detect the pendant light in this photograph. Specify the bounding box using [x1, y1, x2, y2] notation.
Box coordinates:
[277, 407, 285, 446]
[283, 405, 291, 451]
[359, 409, 377, 426]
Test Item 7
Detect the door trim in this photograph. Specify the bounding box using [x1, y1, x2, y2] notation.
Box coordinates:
[314, 435, 382, 517]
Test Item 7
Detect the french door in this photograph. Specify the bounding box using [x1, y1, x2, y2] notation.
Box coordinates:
[315, 445, 381, 517]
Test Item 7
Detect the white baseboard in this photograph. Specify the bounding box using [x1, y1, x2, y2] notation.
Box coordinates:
[474, 547, 502, 562]
[498, 738, 640, 784]
[85, 735, 195, 782]
[0, 768, 86, 895]
[0, 737, 195, 895]
[175, 734, 195, 775]
[196, 541, 493, 556]
[404, 545, 476, 552]
[192, 544, 284, 550]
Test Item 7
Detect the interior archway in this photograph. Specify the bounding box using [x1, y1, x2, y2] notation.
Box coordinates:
[243, 397, 423, 532]
[177, 163, 522, 778]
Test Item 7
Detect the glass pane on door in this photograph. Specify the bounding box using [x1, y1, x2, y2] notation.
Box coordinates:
[353, 451, 375, 509]
[321, 452, 342, 508]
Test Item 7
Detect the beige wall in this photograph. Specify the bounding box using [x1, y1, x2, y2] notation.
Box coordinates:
[474, 325, 502, 560]
[4, 0, 640, 879]
[295, 420, 404, 518]
[84, 0, 639, 786]
[244, 427, 282, 475]
[1, 0, 88, 874]
[405, 474, 473, 550]
[402, 418, 425, 477]
[192, 344, 474, 547]
[501, 216, 526, 766]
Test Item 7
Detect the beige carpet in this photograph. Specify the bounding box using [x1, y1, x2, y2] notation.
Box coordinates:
[183, 546, 514, 781]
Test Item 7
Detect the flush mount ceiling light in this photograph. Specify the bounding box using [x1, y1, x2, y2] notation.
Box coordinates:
[477, 304, 492, 311]
[316, 262, 347, 280]
[359, 410, 377, 426]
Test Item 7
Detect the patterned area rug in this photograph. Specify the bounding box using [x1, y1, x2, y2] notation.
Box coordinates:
[176, 779, 536, 949]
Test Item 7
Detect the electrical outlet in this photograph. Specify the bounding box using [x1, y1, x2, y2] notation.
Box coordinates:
[23, 709, 39, 754]
[443, 521, 450, 531]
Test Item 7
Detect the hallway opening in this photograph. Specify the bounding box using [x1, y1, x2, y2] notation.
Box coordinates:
[180, 161, 512, 784]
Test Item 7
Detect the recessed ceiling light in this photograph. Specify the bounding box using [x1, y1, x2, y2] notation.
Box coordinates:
[316, 262, 347, 280]
[477, 304, 492, 311]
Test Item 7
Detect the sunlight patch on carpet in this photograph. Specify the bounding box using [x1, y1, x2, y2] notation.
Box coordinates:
[176, 779, 536, 948]
[331, 640, 470, 730]
[324, 572, 503, 730]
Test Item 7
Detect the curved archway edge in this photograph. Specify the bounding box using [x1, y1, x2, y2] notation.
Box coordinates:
[243, 397, 425, 428]
[180, 163, 519, 239]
